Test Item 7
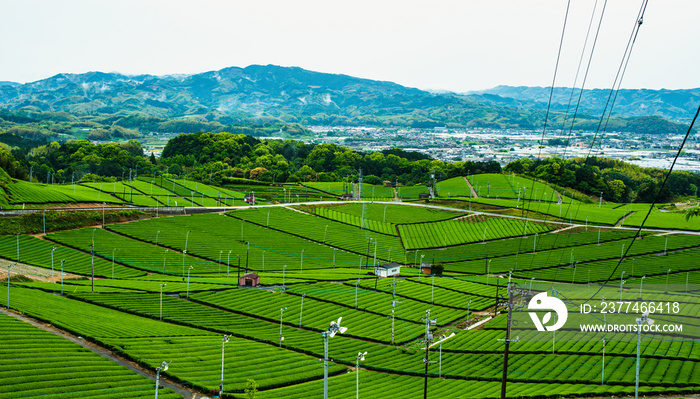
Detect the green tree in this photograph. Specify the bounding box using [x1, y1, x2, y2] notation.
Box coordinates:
[608, 180, 627, 202]
[245, 379, 258, 399]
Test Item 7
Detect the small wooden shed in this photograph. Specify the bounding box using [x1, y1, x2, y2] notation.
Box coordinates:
[374, 262, 401, 278]
[420, 262, 433, 275]
[239, 272, 260, 287]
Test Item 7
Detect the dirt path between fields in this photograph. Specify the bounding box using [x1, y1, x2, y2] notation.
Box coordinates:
[0, 308, 201, 399]
[463, 176, 478, 198]
[0, 258, 81, 283]
[615, 211, 634, 227]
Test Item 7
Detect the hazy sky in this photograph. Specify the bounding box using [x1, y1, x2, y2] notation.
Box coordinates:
[1, 0, 698, 92]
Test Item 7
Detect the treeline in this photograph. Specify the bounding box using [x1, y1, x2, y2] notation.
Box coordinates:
[160, 132, 501, 185]
[1, 127, 697, 203]
[0, 140, 152, 184]
[505, 157, 700, 203]
[0, 131, 499, 188]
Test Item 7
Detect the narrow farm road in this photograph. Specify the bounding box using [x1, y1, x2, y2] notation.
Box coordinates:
[463, 176, 478, 198]
[615, 211, 634, 227]
[0, 308, 200, 399]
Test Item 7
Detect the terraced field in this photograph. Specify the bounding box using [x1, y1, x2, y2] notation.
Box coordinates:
[1, 173, 699, 398]
[0, 313, 182, 398]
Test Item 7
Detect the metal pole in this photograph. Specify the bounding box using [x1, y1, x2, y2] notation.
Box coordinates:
[51, 247, 56, 282]
[91, 244, 95, 293]
[439, 343, 442, 378]
[635, 320, 642, 399]
[465, 299, 471, 330]
[391, 279, 396, 343]
[552, 314, 556, 354]
[621, 244, 625, 260]
[245, 242, 249, 273]
[163, 250, 168, 273]
[602, 337, 606, 384]
[356, 355, 360, 399]
[299, 294, 305, 327]
[155, 367, 160, 399]
[301, 249, 304, 274]
[283, 265, 286, 289]
[220, 335, 228, 396]
[373, 241, 377, 267]
[60, 260, 64, 295]
[423, 310, 431, 399]
[533, 233, 537, 253]
[160, 283, 166, 320]
[182, 250, 186, 277]
[323, 331, 329, 399]
[186, 266, 192, 298]
[419, 255, 424, 281]
[6, 264, 11, 310]
[500, 274, 513, 399]
[279, 307, 286, 347]
[486, 260, 491, 286]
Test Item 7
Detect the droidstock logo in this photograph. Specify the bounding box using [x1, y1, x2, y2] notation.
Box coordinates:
[528, 292, 568, 331]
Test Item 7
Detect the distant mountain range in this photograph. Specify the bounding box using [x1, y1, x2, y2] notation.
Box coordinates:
[0, 65, 696, 132]
[472, 86, 700, 123]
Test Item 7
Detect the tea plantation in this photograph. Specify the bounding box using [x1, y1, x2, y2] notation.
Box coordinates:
[1, 174, 699, 398]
